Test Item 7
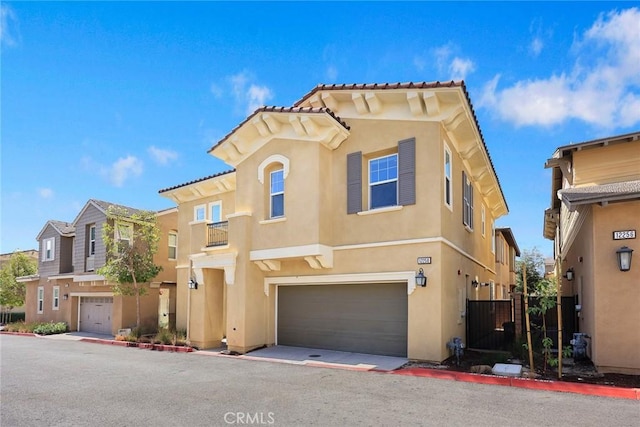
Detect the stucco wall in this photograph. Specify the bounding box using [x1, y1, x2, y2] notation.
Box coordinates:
[591, 201, 640, 373]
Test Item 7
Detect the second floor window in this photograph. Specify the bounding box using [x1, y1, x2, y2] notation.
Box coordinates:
[209, 201, 222, 223]
[168, 232, 177, 260]
[89, 225, 96, 256]
[194, 205, 206, 222]
[43, 237, 55, 261]
[116, 223, 133, 247]
[444, 145, 452, 209]
[270, 169, 284, 218]
[463, 171, 474, 230]
[369, 154, 398, 209]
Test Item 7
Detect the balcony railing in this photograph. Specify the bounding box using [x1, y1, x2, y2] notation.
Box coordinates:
[207, 221, 229, 247]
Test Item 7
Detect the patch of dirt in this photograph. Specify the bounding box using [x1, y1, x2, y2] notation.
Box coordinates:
[403, 350, 640, 389]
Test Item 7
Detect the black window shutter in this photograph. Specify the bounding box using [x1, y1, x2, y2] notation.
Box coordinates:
[398, 138, 416, 206]
[347, 151, 362, 214]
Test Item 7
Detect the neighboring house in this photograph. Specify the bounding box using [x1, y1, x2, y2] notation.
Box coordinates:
[471, 227, 520, 301]
[543, 131, 640, 374]
[0, 249, 39, 267]
[160, 81, 511, 361]
[20, 200, 177, 335]
[0, 249, 39, 315]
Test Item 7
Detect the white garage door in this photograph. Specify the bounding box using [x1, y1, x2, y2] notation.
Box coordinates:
[79, 297, 113, 335]
[277, 283, 408, 357]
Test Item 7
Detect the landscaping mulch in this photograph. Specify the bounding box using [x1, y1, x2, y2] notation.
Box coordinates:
[403, 349, 640, 389]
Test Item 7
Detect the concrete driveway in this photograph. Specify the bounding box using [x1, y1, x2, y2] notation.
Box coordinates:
[2, 334, 638, 427]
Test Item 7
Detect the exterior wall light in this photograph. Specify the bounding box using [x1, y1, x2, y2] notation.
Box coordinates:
[63, 294, 69, 300]
[563, 268, 574, 281]
[616, 246, 634, 272]
[471, 279, 479, 288]
[415, 268, 427, 287]
[188, 278, 198, 290]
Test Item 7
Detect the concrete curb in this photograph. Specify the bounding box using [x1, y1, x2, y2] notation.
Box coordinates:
[395, 367, 640, 400]
[78, 337, 194, 352]
[5, 332, 637, 399]
[0, 331, 37, 337]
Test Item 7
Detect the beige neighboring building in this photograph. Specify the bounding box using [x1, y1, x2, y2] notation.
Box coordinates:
[544, 131, 640, 374]
[160, 81, 511, 361]
[21, 200, 177, 335]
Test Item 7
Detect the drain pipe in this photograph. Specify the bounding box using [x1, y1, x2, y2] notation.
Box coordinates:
[187, 259, 192, 342]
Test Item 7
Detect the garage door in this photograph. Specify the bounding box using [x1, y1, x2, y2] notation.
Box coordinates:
[79, 297, 113, 335]
[277, 283, 407, 357]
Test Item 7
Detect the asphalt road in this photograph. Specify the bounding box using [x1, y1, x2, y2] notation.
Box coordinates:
[1, 335, 638, 427]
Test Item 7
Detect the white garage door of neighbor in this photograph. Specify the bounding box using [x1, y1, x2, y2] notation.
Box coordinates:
[277, 283, 408, 357]
[79, 297, 113, 335]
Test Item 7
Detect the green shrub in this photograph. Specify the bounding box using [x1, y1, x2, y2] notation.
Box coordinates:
[154, 328, 172, 345]
[4, 321, 38, 333]
[33, 322, 68, 335]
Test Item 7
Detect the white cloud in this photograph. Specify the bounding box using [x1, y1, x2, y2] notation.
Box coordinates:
[148, 146, 178, 165]
[413, 56, 426, 72]
[480, 7, 640, 129]
[325, 65, 338, 82]
[429, 43, 475, 81]
[107, 156, 143, 187]
[449, 57, 476, 81]
[210, 83, 223, 98]
[0, 5, 19, 47]
[530, 37, 544, 57]
[247, 84, 273, 113]
[226, 71, 274, 115]
[38, 188, 54, 199]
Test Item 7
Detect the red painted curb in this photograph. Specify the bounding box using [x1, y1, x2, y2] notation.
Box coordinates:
[394, 368, 640, 400]
[0, 331, 37, 337]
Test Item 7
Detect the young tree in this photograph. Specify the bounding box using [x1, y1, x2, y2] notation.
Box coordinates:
[515, 247, 547, 294]
[0, 251, 38, 323]
[97, 207, 162, 330]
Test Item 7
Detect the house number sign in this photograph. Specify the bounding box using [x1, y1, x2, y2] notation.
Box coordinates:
[613, 230, 636, 240]
[417, 257, 432, 265]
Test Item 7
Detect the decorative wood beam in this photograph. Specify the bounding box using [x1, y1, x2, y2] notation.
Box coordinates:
[365, 93, 382, 114]
[309, 94, 324, 108]
[406, 92, 425, 116]
[423, 92, 441, 116]
[288, 115, 306, 136]
[229, 135, 246, 154]
[460, 144, 479, 160]
[300, 116, 318, 136]
[351, 93, 369, 114]
[321, 93, 338, 111]
[251, 116, 270, 137]
[443, 106, 466, 132]
[262, 114, 281, 134]
[304, 256, 323, 269]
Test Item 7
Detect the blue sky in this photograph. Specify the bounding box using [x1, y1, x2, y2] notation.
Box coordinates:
[1, 2, 639, 256]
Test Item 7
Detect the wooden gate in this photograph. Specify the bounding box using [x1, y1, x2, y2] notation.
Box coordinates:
[466, 299, 515, 351]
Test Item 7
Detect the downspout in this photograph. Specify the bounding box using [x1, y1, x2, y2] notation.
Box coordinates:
[556, 197, 563, 379]
[187, 258, 192, 342]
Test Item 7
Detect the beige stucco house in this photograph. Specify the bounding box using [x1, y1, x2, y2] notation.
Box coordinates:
[543, 131, 640, 374]
[21, 200, 177, 335]
[160, 81, 511, 361]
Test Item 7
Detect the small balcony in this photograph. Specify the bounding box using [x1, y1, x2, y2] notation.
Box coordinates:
[207, 221, 229, 247]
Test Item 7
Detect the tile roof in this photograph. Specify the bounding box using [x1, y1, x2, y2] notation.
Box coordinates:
[207, 106, 350, 154]
[292, 80, 507, 214]
[559, 180, 640, 206]
[158, 169, 236, 194]
[49, 220, 75, 236]
[293, 80, 464, 106]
